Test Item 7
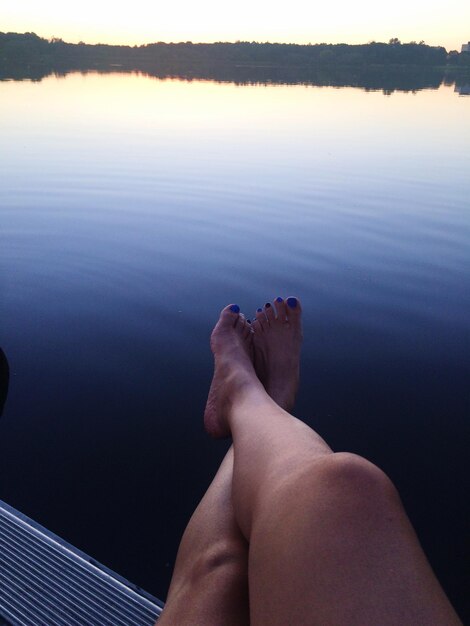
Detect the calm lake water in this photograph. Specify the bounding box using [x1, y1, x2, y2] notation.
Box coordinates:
[1, 71, 469, 618]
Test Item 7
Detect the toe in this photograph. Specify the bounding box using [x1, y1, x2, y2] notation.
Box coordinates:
[255, 308, 267, 331]
[251, 318, 261, 334]
[285, 296, 302, 324]
[237, 312, 247, 330]
[264, 301, 275, 324]
[274, 296, 288, 323]
[220, 303, 241, 327]
[242, 321, 252, 340]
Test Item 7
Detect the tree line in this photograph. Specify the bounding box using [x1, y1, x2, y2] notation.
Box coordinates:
[3, 31, 469, 72]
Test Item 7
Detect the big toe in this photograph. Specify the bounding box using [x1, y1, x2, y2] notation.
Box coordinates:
[285, 296, 302, 325]
[219, 304, 242, 328]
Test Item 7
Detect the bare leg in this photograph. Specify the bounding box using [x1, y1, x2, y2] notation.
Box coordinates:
[157, 447, 249, 625]
[204, 299, 462, 626]
[160, 305, 304, 625]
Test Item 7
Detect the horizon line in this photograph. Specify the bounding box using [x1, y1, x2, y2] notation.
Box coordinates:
[3, 31, 452, 52]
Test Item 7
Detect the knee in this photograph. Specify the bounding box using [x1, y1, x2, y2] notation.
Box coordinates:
[318, 452, 395, 490]
[254, 452, 403, 536]
[308, 452, 400, 514]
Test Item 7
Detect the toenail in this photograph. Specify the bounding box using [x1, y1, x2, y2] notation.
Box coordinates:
[246, 319, 251, 324]
[257, 308, 262, 312]
[230, 304, 240, 313]
[287, 297, 297, 308]
[276, 296, 283, 303]
[265, 303, 271, 308]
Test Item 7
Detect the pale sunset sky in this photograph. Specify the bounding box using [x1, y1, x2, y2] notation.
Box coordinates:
[2, 0, 469, 51]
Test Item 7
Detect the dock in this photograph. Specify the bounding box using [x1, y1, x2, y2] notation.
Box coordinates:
[0, 499, 164, 625]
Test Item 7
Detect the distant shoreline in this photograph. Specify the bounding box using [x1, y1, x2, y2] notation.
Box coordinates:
[2, 31, 470, 65]
[1, 32, 469, 88]
[0, 31, 466, 51]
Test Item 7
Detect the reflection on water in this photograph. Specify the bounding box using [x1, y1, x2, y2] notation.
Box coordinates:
[0, 72, 469, 620]
[2, 62, 470, 96]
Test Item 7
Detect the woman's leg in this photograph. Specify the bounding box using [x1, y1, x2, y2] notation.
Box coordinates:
[204, 298, 462, 625]
[157, 447, 249, 625]
[159, 307, 304, 625]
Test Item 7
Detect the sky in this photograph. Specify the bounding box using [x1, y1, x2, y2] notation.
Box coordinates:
[2, 0, 469, 51]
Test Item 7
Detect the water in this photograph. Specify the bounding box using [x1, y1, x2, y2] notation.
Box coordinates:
[1, 71, 469, 619]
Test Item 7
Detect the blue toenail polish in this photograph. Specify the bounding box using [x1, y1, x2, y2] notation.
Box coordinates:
[230, 304, 240, 313]
[246, 319, 251, 324]
[276, 296, 283, 303]
[287, 297, 297, 308]
[257, 308, 262, 313]
[265, 303, 271, 308]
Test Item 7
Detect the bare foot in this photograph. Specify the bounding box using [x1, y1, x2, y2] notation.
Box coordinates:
[251, 296, 302, 413]
[204, 304, 264, 439]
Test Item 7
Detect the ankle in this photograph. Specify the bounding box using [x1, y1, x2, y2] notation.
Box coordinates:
[228, 378, 273, 416]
